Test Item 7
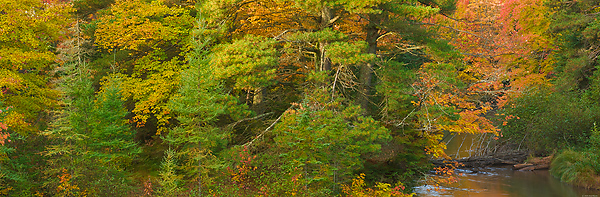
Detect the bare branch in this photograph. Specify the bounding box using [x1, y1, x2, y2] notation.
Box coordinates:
[417, 22, 488, 41]
[331, 66, 342, 99]
[244, 106, 294, 147]
[227, 112, 274, 130]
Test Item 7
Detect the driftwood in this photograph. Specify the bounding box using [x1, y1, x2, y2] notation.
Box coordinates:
[432, 151, 529, 168]
[512, 155, 553, 171]
[432, 152, 554, 172]
[513, 163, 534, 169]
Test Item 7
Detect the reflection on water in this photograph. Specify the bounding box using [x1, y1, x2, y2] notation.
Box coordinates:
[416, 133, 600, 197]
[415, 167, 600, 197]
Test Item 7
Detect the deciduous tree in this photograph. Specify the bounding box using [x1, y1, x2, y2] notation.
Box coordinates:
[94, 0, 195, 133]
[0, 0, 73, 133]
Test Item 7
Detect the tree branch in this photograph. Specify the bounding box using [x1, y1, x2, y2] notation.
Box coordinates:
[227, 112, 274, 130]
[243, 106, 294, 147]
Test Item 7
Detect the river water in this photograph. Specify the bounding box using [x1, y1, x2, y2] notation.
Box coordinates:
[414, 134, 600, 197]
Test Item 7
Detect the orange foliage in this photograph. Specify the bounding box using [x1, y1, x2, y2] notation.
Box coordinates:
[436, 0, 553, 98]
[414, 0, 554, 139]
[230, 0, 308, 38]
[56, 168, 83, 196]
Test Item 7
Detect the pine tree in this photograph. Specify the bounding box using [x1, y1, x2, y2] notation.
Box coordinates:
[90, 77, 140, 168]
[157, 148, 184, 197]
[44, 21, 139, 196]
[163, 16, 250, 195]
[43, 61, 95, 196]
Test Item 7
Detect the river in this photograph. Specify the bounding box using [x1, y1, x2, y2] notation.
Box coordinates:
[414, 134, 600, 197]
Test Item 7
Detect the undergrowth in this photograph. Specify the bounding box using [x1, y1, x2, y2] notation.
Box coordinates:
[550, 124, 600, 189]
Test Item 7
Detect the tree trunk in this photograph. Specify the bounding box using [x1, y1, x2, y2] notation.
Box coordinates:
[319, 6, 333, 73]
[253, 87, 265, 115]
[360, 14, 379, 116]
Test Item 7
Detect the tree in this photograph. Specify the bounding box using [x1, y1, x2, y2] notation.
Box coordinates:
[90, 77, 140, 168]
[0, 0, 73, 134]
[198, 0, 471, 186]
[162, 16, 256, 195]
[43, 20, 140, 196]
[498, 0, 600, 153]
[94, 0, 195, 133]
[547, 0, 600, 94]
[433, 0, 553, 106]
[269, 80, 391, 194]
[209, 34, 279, 108]
[45, 66, 140, 196]
[43, 61, 96, 196]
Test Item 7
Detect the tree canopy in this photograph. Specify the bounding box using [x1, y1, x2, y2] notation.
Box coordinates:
[1, 0, 598, 196]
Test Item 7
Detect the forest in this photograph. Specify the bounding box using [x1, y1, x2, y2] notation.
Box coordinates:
[1, 0, 599, 196]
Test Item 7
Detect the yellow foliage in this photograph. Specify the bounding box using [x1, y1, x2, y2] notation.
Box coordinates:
[94, 0, 194, 132]
[342, 173, 415, 197]
[0, 0, 72, 133]
[95, 0, 193, 51]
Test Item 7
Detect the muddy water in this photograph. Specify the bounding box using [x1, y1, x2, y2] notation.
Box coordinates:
[415, 134, 600, 197]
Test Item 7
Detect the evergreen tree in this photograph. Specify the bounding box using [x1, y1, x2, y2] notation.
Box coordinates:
[269, 74, 392, 195]
[90, 77, 140, 168]
[163, 16, 251, 195]
[45, 65, 139, 196]
[43, 61, 95, 196]
[43, 21, 139, 196]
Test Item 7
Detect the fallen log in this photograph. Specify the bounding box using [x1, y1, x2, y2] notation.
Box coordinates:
[513, 155, 553, 171]
[513, 163, 534, 170]
[519, 164, 549, 171]
[431, 151, 529, 168]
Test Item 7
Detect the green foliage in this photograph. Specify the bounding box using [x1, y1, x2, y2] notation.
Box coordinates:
[287, 28, 347, 43]
[0, 134, 47, 196]
[90, 77, 141, 167]
[44, 63, 139, 196]
[388, 3, 440, 20]
[157, 148, 184, 197]
[210, 35, 278, 91]
[499, 87, 599, 152]
[43, 62, 95, 196]
[587, 123, 600, 174]
[326, 41, 375, 65]
[376, 60, 416, 121]
[588, 123, 600, 152]
[550, 149, 600, 188]
[268, 76, 391, 193]
[547, 0, 600, 92]
[164, 17, 251, 195]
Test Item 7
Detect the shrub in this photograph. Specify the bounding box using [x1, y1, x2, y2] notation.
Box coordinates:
[550, 149, 599, 188]
[499, 88, 599, 153]
[341, 173, 414, 197]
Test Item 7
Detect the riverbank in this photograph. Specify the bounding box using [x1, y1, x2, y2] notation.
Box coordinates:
[550, 149, 600, 190]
